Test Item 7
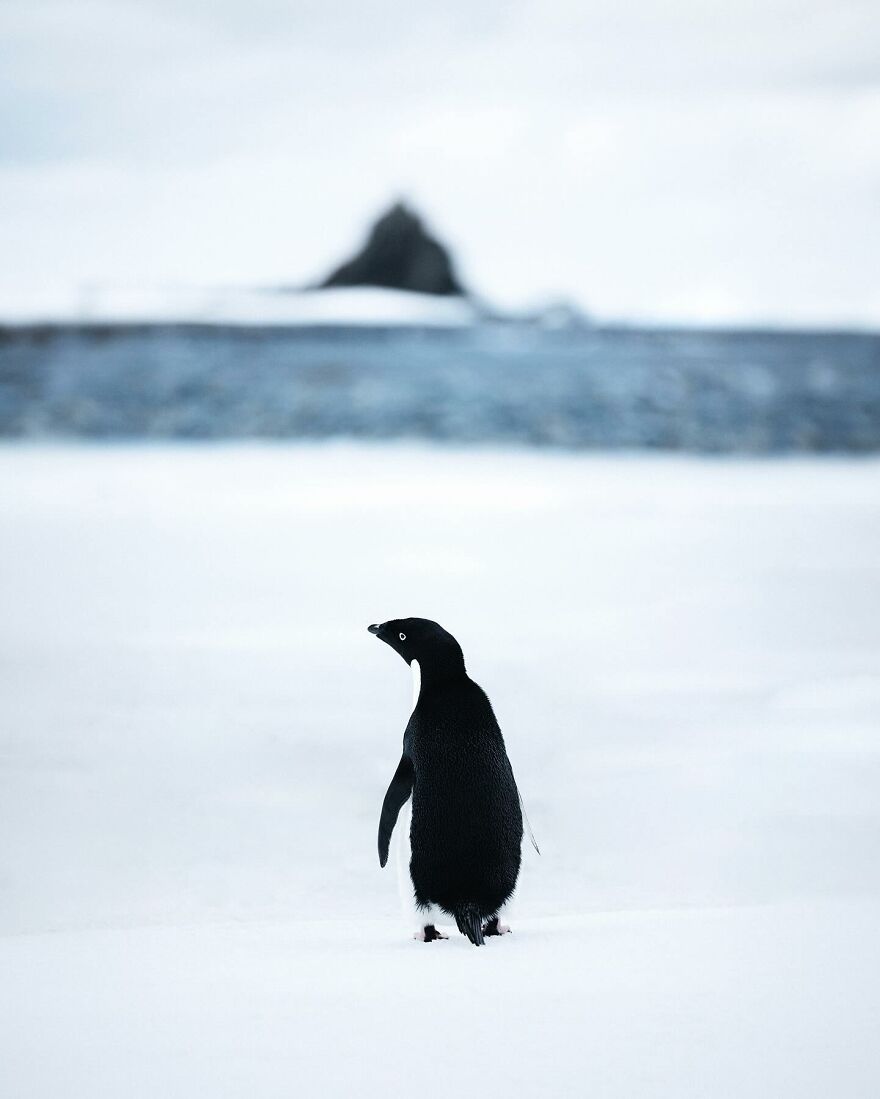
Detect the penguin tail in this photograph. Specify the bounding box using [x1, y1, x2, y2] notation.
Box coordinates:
[453, 903, 485, 947]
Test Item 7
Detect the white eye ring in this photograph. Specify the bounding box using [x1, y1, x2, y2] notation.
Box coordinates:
[399, 632, 406, 641]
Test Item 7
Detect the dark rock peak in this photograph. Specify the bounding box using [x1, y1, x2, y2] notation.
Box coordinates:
[320, 202, 465, 297]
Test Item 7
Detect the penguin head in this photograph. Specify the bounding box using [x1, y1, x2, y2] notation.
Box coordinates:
[367, 617, 464, 671]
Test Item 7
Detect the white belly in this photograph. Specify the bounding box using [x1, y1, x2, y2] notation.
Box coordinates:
[393, 659, 420, 918]
[394, 795, 413, 913]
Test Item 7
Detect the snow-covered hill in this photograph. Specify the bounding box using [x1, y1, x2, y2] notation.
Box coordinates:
[1, 445, 879, 1097]
[0, 285, 479, 327]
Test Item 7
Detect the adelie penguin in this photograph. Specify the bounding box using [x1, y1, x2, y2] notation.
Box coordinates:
[369, 617, 530, 946]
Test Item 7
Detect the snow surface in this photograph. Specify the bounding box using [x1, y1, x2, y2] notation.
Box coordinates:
[1, 444, 879, 1097]
[0, 285, 478, 327]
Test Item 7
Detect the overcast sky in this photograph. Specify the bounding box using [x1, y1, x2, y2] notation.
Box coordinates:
[2, 0, 879, 325]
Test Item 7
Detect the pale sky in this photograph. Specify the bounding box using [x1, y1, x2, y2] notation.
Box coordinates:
[2, 0, 879, 325]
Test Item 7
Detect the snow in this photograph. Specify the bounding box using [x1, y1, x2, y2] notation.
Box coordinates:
[0, 284, 478, 327]
[1, 444, 879, 1097]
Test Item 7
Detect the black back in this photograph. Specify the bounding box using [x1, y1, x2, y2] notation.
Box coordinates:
[408, 675, 522, 915]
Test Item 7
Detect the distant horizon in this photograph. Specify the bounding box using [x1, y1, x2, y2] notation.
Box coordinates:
[2, 2, 879, 329]
[1, 278, 879, 335]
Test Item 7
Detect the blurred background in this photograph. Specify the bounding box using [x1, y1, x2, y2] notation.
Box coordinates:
[1, 0, 879, 447]
[2, 4, 880, 1098]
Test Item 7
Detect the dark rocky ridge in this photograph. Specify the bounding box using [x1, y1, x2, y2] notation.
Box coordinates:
[320, 202, 464, 296]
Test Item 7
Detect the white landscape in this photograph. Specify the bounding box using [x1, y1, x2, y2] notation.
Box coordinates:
[0, 284, 480, 328]
[1, 444, 879, 1098]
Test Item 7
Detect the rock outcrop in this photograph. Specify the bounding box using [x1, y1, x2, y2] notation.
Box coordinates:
[320, 203, 464, 296]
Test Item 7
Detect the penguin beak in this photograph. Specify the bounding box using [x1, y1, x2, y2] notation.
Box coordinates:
[368, 623, 381, 635]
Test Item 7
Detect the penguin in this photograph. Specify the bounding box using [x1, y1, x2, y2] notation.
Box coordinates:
[369, 617, 524, 946]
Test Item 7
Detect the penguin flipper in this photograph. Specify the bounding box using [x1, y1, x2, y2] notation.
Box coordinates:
[378, 753, 414, 868]
[518, 790, 541, 856]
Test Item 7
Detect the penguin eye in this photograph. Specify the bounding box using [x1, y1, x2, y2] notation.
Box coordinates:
[399, 632, 406, 641]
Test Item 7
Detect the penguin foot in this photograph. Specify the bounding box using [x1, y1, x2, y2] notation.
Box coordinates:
[483, 917, 511, 937]
[414, 925, 449, 942]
